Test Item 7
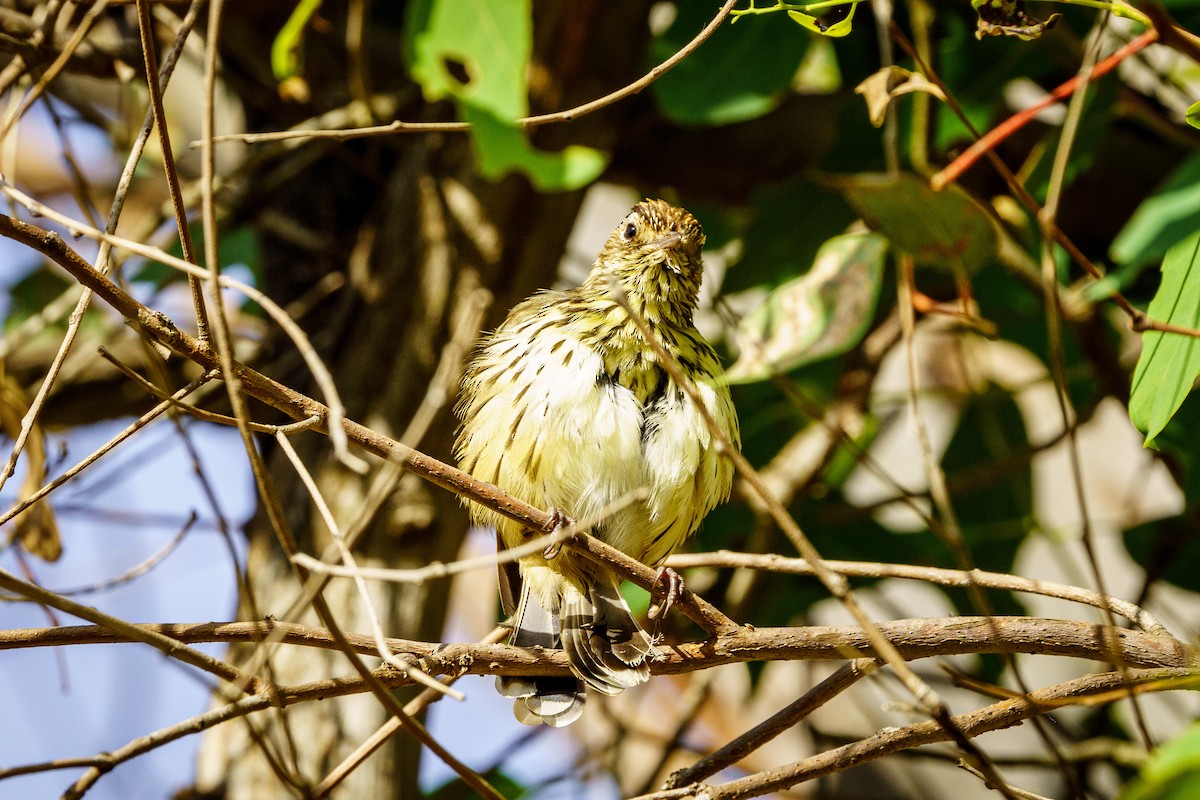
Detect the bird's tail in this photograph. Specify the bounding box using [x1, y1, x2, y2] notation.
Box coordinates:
[560, 572, 653, 695]
[496, 574, 586, 727]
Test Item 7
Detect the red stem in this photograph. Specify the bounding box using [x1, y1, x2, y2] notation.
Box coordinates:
[932, 29, 1159, 191]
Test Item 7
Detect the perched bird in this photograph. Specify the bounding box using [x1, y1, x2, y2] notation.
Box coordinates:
[454, 199, 739, 726]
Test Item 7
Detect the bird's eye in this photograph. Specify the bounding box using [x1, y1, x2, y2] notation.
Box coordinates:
[621, 221, 637, 241]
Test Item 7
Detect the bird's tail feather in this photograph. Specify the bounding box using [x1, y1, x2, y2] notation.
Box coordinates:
[497, 577, 585, 727]
[560, 573, 652, 695]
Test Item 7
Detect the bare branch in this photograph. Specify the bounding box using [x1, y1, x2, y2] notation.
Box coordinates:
[4, 616, 1193, 675]
[666, 551, 1167, 634]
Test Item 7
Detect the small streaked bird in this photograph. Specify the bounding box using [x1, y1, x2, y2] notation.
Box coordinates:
[454, 199, 739, 726]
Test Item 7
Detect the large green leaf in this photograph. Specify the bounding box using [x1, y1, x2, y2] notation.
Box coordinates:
[727, 232, 886, 382]
[1129, 231, 1200, 447]
[835, 172, 998, 275]
[725, 181, 858, 293]
[651, 6, 809, 125]
[405, 0, 604, 191]
[1120, 722, 1200, 800]
[407, 0, 528, 119]
[1111, 152, 1200, 270]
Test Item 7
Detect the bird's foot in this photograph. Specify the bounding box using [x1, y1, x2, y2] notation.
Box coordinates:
[648, 566, 684, 620]
[542, 507, 573, 559]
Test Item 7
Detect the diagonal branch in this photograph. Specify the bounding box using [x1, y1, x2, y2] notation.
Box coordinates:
[0, 211, 731, 635]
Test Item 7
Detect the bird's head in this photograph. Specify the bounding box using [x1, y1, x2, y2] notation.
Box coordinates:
[586, 199, 706, 326]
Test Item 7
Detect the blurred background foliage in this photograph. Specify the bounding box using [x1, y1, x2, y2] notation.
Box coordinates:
[4, 0, 1200, 798]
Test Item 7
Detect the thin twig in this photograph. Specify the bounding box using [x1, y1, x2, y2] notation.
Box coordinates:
[666, 551, 1166, 634]
[31, 512, 197, 597]
[0, 371, 215, 529]
[0, 567, 266, 694]
[636, 670, 1192, 800]
[135, 0, 210, 342]
[930, 30, 1157, 192]
[274, 431, 460, 699]
[1036, 14, 1155, 752]
[0, 179, 364, 473]
[666, 659, 879, 788]
[292, 488, 649, 585]
[956, 760, 1055, 800]
[98, 346, 320, 434]
[202, 0, 740, 147]
[312, 625, 511, 797]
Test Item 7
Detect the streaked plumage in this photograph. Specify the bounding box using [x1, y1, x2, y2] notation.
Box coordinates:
[454, 199, 740, 726]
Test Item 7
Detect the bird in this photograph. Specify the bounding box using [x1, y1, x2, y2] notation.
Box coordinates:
[454, 198, 739, 726]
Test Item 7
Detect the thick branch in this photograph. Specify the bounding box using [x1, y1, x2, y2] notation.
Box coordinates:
[3, 616, 1194, 675]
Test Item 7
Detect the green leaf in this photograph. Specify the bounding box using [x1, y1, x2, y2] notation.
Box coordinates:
[1123, 516, 1200, 593]
[271, 0, 322, 81]
[131, 226, 262, 289]
[727, 232, 887, 382]
[789, 2, 859, 37]
[1120, 722, 1200, 800]
[940, 384, 1032, 578]
[1129, 231, 1200, 447]
[1111, 152, 1200, 270]
[725, 181, 857, 293]
[464, 107, 605, 191]
[407, 0, 528, 118]
[5, 266, 71, 332]
[652, 6, 809, 125]
[1187, 100, 1200, 130]
[835, 172, 998, 275]
[405, 0, 604, 191]
[427, 769, 528, 800]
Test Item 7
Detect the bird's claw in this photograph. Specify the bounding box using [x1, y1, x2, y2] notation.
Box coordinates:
[648, 566, 684, 620]
[542, 507, 572, 559]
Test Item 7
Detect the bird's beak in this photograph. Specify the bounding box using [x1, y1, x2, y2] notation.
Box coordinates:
[651, 232, 683, 251]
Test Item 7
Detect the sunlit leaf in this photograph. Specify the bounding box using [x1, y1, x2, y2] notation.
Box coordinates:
[855, 66, 946, 127]
[1129, 231, 1200, 447]
[465, 108, 606, 191]
[835, 172, 998, 275]
[1188, 99, 1200, 130]
[789, 2, 858, 37]
[405, 0, 604, 191]
[271, 0, 321, 78]
[727, 232, 887, 382]
[1119, 722, 1200, 800]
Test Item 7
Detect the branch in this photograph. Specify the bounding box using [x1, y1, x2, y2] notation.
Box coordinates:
[3, 616, 1194, 674]
[203, 0, 740, 146]
[4, 618, 1193, 787]
[641, 669, 1196, 800]
[666, 551, 1167, 635]
[0, 212, 731, 635]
